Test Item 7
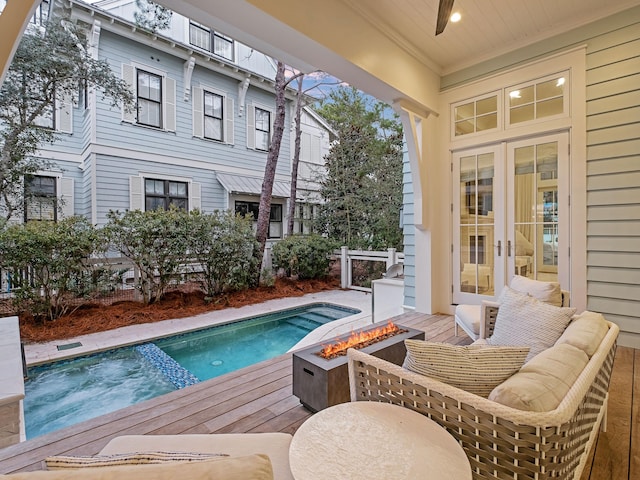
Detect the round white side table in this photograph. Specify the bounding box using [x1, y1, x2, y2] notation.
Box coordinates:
[289, 401, 472, 480]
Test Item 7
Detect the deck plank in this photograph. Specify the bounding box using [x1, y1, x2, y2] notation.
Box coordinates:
[630, 349, 640, 480]
[0, 311, 636, 478]
[583, 345, 633, 479]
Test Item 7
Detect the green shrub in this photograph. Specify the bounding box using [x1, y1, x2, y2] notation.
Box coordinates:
[104, 207, 191, 304]
[188, 210, 259, 297]
[271, 235, 336, 280]
[0, 217, 99, 320]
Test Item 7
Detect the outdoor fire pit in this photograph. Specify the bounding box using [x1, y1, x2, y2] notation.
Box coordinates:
[292, 322, 424, 412]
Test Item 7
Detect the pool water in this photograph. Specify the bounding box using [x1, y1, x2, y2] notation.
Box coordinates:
[23, 303, 358, 439]
[24, 349, 175, 439]
[156, 304, 352, 380]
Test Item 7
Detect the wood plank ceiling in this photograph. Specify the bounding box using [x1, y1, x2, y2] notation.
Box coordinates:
[341, 0, 640, 74]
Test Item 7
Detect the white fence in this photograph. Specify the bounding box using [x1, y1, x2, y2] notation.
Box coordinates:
[338, 247, 404, 292]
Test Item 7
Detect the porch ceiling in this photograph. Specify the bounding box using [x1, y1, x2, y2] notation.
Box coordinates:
[2, 1, 637, 110]
[158, 0, 638, 112]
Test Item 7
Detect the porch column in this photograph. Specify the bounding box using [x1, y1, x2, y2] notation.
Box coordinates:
[394, 101, 442, 315]
[0, 1, 40, 85]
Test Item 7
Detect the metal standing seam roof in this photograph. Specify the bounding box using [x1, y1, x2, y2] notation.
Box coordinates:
[216, 173, 291, 198]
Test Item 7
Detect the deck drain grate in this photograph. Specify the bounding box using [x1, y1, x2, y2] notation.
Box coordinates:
[56, 342, 82, 351]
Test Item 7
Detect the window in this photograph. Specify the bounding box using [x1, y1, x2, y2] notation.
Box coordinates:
[189, 22, 234, 61]
[137, 70, 162, 128]
[465, 178, 493, 216]
[235, 201, 283, 238]
[255, 108, 271, 151]
[145, 179, 188, 211]
[204, 91, 223, 141]
[507, 73, 567, 125]
[33, 98, 55, 130]
[122, 64, 175, 132]
[295, 203, 318, 234]
[25, 175, 56, 222]
[189, 22, 210, 51]
[30, 0, 49, 26]
[192, 86, 233, 143]
[453, 94, 498, 137]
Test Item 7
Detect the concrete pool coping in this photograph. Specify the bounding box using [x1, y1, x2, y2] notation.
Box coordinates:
[23, 289, 373, 366]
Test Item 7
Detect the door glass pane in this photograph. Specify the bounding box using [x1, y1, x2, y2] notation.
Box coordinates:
[459, 153, 495, 295]
[513, 141, 558, 282]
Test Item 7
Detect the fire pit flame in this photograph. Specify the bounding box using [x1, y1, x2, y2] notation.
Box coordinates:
[317, 321, 403, 359]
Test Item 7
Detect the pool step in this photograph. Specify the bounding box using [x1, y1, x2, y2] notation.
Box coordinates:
[135, 343, 200, 389]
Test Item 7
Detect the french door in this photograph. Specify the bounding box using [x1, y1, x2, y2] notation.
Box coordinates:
[452, 132, 569, 304]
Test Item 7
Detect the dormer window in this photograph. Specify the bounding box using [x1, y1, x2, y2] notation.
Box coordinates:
[189, 21, 234, 61]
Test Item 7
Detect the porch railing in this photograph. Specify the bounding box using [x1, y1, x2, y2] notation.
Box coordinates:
[338, 247, 404, 292]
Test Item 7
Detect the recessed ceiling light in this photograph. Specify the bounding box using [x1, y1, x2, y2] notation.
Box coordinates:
[450, 12, 461, 23]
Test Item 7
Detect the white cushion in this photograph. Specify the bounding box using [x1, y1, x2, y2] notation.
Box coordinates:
[2, 455, 273, 480]
[45, 452, 227, 470]
[489, 343, 589, 412]
[555, 310, 609, 357]
[509, 275, 562, 307]
[454, 304, 481, 336]
[403, 340, 529, 397]
[99, 433, 292, 480]
[488, 286, 575, 362]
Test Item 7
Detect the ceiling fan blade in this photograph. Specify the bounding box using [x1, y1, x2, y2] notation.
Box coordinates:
[435, 0, 455, 35]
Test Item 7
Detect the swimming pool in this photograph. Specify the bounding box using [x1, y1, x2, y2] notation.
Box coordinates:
[23, 303, 359, 439]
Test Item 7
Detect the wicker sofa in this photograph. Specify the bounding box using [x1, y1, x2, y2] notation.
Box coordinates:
[347, 306, 619, 480]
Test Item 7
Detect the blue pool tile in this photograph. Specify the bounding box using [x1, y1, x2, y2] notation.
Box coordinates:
[135, 343, 200, 389]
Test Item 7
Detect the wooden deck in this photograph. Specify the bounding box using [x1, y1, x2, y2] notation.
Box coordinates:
[0, 312, 637, 478]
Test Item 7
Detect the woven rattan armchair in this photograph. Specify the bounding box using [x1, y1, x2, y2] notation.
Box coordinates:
[348, 317, 619, 480]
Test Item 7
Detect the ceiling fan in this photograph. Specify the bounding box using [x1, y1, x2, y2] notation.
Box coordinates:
[435, 0, 455, 35]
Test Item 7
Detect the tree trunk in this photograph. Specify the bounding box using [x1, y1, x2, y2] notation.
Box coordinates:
[254, 61, 287, 279]
[287, 78, 304, 236]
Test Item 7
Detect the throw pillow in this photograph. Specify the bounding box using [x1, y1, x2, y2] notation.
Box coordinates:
[509, 275, 562, 306]
[45, 451, 228, 470]
[488, 286, 576, 362]
[3, 454, 273, 480]
[489, 343, 589, 411]
[403, 340, 529, 397]
[555, 310, 609, 357]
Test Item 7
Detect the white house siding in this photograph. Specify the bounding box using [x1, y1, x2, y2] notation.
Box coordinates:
[585, 18, 640, 347]
[296, 109, 330, 199]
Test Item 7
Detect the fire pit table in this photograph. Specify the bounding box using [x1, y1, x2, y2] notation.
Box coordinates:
[289, 401, 472, 480]
[292, 322, 424, 412]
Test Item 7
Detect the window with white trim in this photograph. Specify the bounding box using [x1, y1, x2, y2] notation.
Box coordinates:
[192, 86, 234, 144]
[145, 178, 188, 211]
[204, 91, 223, 141]
[452, 92, 499, 137]
[33, 99, 55, 130]
[24, 175, 56, 222]
[235, 200, 283, 238]
[294, 203, 318, 235]
[121, 64, 176, 132]
[30, 0, 49, 26]
[188, 21, 234, 61]
[137, 70, 162, 128]
[255, 107, 271, 151]
[507, 72, 568, 126]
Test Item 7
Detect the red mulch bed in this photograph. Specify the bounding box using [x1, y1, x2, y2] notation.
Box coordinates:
[18, 277, 342, 344]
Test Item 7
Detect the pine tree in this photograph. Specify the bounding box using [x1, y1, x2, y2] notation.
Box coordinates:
[314, 87, 403, 250]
